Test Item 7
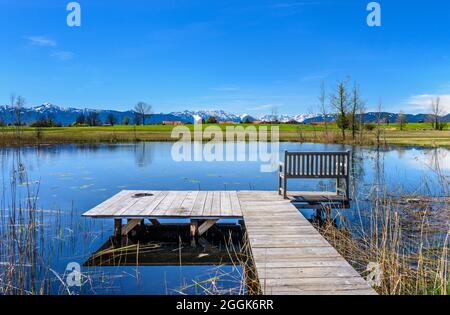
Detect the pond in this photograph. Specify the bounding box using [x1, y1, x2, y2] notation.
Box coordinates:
[0, 142, 448, 294]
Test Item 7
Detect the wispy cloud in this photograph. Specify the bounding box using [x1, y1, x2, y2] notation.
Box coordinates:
[26, 36, 57, 47]
[405, 94, 450, 114]
[25, 35, 74, 61]
[50, 51, 75, 61]
[247, 104, 279, 111]
[210, 86, 240, 92]
[272, 1, 321, 9]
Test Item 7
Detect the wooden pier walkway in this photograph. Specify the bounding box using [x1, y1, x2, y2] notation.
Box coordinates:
[83, 190, 376, 295]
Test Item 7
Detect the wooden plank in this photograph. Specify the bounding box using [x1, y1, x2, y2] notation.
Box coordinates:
[121, 219, 142, 235]
[151, 191, 180, 215]
[140, 191, 170, 216]
[191, 191, 207, 216]
[255, 266, 362, 279]
[229, 191, 240, 217]
[84, 190, 129, 215]
[83, 190, 134, 217]
[250, 237, 330, 248]
[198, 219, 218, 236]
[121, 191, 167, 217]
[220, 191, 232, 216]
[258, 277, 371, 286]
[211, 191, 221, 216]
[166, 191, 188, 215]
[112, 190, 159, 217]
[178, 191, 199, 215]
[202, 191, 214, 216]
[240, 190, 376, 296]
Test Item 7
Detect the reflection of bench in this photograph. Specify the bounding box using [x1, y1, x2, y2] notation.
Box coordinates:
[278, 151, 351, 200]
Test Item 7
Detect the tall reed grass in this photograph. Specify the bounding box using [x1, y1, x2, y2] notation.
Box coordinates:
[316, 155, 449, 295]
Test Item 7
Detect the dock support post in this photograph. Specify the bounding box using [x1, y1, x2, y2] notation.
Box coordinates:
[283, 151, 287, 199]
[190, 220, 198, 247]
[278, 162, 282, 195]
[113, 219, 122, 247]
[150, 219, 160, 226]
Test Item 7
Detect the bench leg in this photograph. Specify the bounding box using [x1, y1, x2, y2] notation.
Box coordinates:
[345, 176, 350, 200]
[283, 176, 287, 199]
[278, 174, 282, 195]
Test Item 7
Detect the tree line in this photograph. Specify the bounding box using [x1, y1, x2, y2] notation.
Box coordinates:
[317, 79, 448, 143]
[74, 101, 153, 126]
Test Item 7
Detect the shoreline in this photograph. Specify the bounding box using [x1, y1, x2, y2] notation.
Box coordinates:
[0, 124, 449, 148]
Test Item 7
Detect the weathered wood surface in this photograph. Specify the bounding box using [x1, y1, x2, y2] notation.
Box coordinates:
[237, 191, 376, 295]
[83, 190, 376, 295]
[83, 190, 243, 218]
[287, 191, 347, 202]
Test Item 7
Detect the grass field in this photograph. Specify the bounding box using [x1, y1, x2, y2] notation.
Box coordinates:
[0, 122, 449, 147]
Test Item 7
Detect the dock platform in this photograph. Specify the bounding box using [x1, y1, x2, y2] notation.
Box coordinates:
[83, 190, 376, 295]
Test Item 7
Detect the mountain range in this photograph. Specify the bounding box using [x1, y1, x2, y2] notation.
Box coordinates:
[0, 102, 448, 125]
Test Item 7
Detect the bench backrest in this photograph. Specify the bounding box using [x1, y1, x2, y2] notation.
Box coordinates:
[283, 151, 350, 179]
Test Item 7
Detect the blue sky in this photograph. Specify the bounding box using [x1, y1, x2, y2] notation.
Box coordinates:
[1, 0, 450, 115]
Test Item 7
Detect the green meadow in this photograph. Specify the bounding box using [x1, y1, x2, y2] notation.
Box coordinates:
[1, 122, 448, 147]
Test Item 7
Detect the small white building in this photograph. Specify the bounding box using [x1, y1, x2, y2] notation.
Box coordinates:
[193, 114, 203, 125]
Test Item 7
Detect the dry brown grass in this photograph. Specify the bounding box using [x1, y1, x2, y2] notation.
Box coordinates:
[316, 192, 449, 295]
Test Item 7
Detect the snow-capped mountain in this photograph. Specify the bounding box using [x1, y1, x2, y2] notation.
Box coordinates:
[258, 113, 316, 123]
[0, 102, 448, 125]
[240, 114, 257, 122]
[170, 110, 241, 123]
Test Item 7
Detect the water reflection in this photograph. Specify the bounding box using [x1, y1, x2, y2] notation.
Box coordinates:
[85, 222, 244, 267]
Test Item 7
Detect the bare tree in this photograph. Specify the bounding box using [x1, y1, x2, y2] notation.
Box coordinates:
[318, 81, 328, 136]
[106, 113, 117, 126]
[133, 112, 142, 125]
[349, 83, 363, 140]
[375, 100, 384, 147]
[358, 101, 366, 144]
[86, 111, 101, 126]
[270, 105, 279, 123]
[10, 94, 25, 141]
[330, 80, 350, 141]
[397, 111, 407, 131]
[11, 94, 25, 126]
[429, 97, 445, 130]
[133, 102, 152, 126]
[75, 113, 86, 125]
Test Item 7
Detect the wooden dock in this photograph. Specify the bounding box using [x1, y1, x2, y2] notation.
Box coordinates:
[83, 190, 376, 295]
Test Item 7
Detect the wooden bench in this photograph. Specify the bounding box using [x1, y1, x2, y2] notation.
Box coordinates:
[278, 151, 351, 200]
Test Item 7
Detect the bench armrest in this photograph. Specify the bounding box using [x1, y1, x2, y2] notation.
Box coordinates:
[279, 161, 284, 172]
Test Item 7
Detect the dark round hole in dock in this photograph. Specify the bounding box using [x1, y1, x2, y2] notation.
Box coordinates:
[132, 193, 154, 198]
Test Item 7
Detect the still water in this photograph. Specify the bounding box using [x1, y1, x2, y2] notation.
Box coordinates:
[1, 142, 448, 294]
